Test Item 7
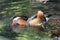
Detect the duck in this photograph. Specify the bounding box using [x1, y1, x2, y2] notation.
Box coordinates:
[11, 16, 28, 33]
[51, 29, 60, 38]
[27, 10, 46, 31]
[51, 29, 60, 40]
[27, 10, 55, 32]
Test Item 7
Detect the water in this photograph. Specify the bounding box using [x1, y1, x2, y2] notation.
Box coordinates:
[0, 36, 10, 40]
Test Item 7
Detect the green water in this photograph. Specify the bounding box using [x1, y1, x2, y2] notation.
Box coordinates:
[0, 36, 10, 40]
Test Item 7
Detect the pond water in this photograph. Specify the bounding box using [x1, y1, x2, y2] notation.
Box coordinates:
[0, 36, 10, 40]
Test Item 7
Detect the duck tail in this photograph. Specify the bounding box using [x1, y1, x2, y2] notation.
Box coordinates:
[46, 14, 52, 18]
[46, 13, 56, 18]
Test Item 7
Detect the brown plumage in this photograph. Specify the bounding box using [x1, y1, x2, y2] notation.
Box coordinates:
[51, 29, 60, 37]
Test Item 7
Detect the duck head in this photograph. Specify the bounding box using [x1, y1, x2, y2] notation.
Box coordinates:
[36, 10, 44, 18]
